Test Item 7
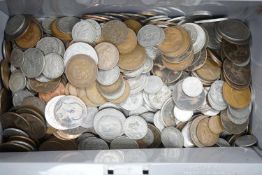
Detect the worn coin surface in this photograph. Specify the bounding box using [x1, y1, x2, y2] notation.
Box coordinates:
[227, 108, 249, 125]
[161, 127, 184, 148]
[28, 78, 61, 93]
[5, 15, 29, 39]
[201, 22, 221, 50]
[72, 20, 97, 43]
[144, 75, 163, 94]
[81, 107, 98, 129]
[208, 115, 224, 134]
[110, 136, 139, 149]
[124, 115, 148, 140]
[190, 115, 206, 147]
[173, 106, 193, 122]
[22, 96, 46, 114]
[97, 66, 120, 86]
[0, 58, 10, 90]
[182, 76, 203, 97]
[116, 28, 137, 54]
[12, 90, 34, 107]
[124, 19, 142, 34]
[21, 48, 45, 78]
[42, 17, 55, 34]
[234, 135, 257, 147]
[9, 70, 26, 93]
[208, 80, 227, 110]
[43, 53, 64, 79]
[57, 16, 80, 34]
[120, 92, 143, 111]
[228, 104, 251, 122]
[187, 49, 207, 71]
[148, 85, 171, 109]
[160, 98, 176, 127]
[85, 82, 107, 106]
[36, 37, 61, 55]
[95, 42, 119, 70]
[181, 122, 195, 148]
[78, 137, 109, 150]
[138, 24, 165, 47]
[10, 48, 24, 68]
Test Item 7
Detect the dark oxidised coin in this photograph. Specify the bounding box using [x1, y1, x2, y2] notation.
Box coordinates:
[28, 78, 61, 93]
[0, 88, 12, 115]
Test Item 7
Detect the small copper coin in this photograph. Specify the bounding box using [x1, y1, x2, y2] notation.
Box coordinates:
[110, 80, 130, 104]
[208, 115, 224, 134]
[0, 58, 10, 90]
[223, 82, 251, 109]
[28, 78, 61, 93]
[116, 28, 137, 54]
[118, 45, 146, 71]
[0, 88, 12, 114]
[39, 83, 65, 102]
[124, 19, 142, 34]
[15, 19, 42, 49]
[65, 54, 97, 88]
[196, 117, 219, 147]
[85, 82, 107, 106]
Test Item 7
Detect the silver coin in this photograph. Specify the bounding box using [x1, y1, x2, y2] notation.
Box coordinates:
[9, 70, 26, 93]
[182, 122, 195, 147]
[110, 136, 139, 149]
[120, 92, 144, 111]
[143, 92, 158, 111]
[161, 127, 184, 148]
[54, 95, 87, 129]
[141, 112, 155, 123]
[2, 128, 29, 138]
[81, 107, 98, 129]
[36, 37, 60, 55]
[145, 46, 161, 60]
[21, 48, 45, 78]
[85, 19, 102, 41]
[35, 74, 51, 83]
[160, 98, 176, 127]
[5, 15, 29, 39]
[72, 20, 97, 43]
[57, 16, 80, 34]
[234, 135, 257, 147]
[77, 132, 95, 144]
[148, 85, 171, 109]
[42, 17, 56, 34]
[137, 127, 154, 148]
[78, 137, 109, 150]
[144, 75, 163, 94]
[201, 22, 221, 50]
[54, 38, 65, 57]
[153, 110, 165, 132]
[137, 24, 165, 47]
[226, 108, 249, 125]
[127, 74, 148, 95]
[228, 105, 251, 121]
[98, 102, 121, 111]
[42, 53, 64, 79]
[182, 76, 203, 97]
[12, 89, 34, 107]
[10, 48, 24, 68]
[97, 66, 120, 86]
[142, 56, 154, 73]
[215, 138, 230, 147]
[102, 81, 126, 101]
[22, 96, 46, 114]
[95, 150, 125, 163]
[173, 106, 193, 122]
[208, 80, 227, 111]
[124, 115, 148, 140]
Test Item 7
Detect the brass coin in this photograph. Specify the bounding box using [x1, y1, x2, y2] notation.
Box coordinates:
[77, 88, 97, 107]
[67, 83, 78, 96]
[118, 45, 146, 71]
[65, 54, 97, 88]
[124, 19, 142, 34]
[51, 19, 72, 41]
[223, 82, 251, 109]
[46, 127, 57, 134]
[0, 58, 10, 90]
[28, 78, 61, 93]
[208, 115, 224, 134]
[15, 19, 42, 49]
[85, 82, 107, 106]
[110, 80, 130, 104]
[117, 28, 137, 54]
[196, 117, 219, 147]
[0, 88, 12, 114]
[195, 55, 221, 82]
[38, 83, 65, 102]
[190, 115, 206, 148]
[163, 43, 193, 64]
[97, 75, 124, 95]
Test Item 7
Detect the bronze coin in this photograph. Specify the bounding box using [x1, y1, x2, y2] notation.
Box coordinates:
[77, 88, 97, 107]
[196, 117, 219, 147]
[223, 59, 251, 87]
[117, 28, 137, 54]
[0, 141, 31, 152]
[208, 115, 224, 134]
[163, 43, 193, 64]
[8, 135, 37, 148]
[0, 88, 12, 114]
[110, 80, 130, 104]
[22, 96, 46, 115]
[28, 78, 61, 93]
[118, 45, 146, 71]
[124, 19, 142, 34]
[97, 75, 124, 95]
[223, 72, 249, 90]
[65, 54, 97, 88]
[16, 105, 45, 123]
[187, 49, 207, 71]
[39, 83, 65, 102]
[0, 58, 10, 90]
[19, 113, 46, 139]
[85, 82, 107, 106]
[15, 19, 42, 49]
[51, 19, 72, 41]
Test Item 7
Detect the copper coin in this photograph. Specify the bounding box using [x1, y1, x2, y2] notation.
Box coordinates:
[208, 115, 224, 134]
[190, 115, 206, 148]
[110, 80, 130, 104]
[15, 19, 42, 49]
[196, 117, 219, 147]
[223, 59, 250, 87]
[77, 88, 97, 107]
[124, 19, 142, 33]
[0, 58, 10, 90]
[0, 88, 12, 114]
[51, 19, 72, 41]
[0, 141, 31, 152]
[85, 82, 107, 106]
[223, 82, 251, 109]
[15, 105, 45, 122]
[116, 28, 137, 54]
[22, 96, 46, 115]
[39, 83, 65, 102]
[195, 55, 221, 82]
[65, 54, 97, 88]
[28, 78, 61, 93]
[163, 43, 193, 64]
[118, 45, 146, 71]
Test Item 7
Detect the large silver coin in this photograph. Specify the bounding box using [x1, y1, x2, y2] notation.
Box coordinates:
[85, 19, 102, 41]
[42, 53, 64, 79]
[226, 108, 249, 125]
[9, 70, 26, 93]
[234, 135, 257, 147]
[173, 106, 193, 122]
[172, 80, 205, 110]
[120, 92, 144, 111]
[161, 127, 184, 148]
[144, 75, 163, 94]
[137, 24, 165, 47]
[21, 48, 45, 78]
[12, 89, 34, 107]
[78, 137, 109, 150]
[160, 98, 176, 127]
[81, 107, 98, 129]
[36, 37, 60, 55]
[57, 16, 80, 34]
[148, 85, 171, 109]
[54, 95, 87, 129]
[10, 48, 24, 68]
[72, 20, 97, 43]
[208, 80, 227, 111]
[124, 115, 148, 140]
[182, 76, 203, 97]
[110, 136, 139, 149]
[97, 66, 120, 86]
[182, 122, 195, 147]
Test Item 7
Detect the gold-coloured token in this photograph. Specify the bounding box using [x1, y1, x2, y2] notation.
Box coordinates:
[85, 82, 107, 105]
[208, 115, 224, 134]
[124, 19, 142, 34]
[117, 28, 137, 54]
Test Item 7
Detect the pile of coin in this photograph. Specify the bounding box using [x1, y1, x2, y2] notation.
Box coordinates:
[0, 13, 257, 152]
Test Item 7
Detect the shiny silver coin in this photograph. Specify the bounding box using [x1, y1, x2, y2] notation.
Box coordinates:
[144, 75, 163, 94]
[234, 135, 257, 147]
[78, 137, 109, 150]
[161, 127, 184, 148]
[228, 105, 251, 121]
[226, 108, 249, 125]
[12, 89, 34, 107]
[124, 115, 148, 140]
[127, 74, 148, 95]
[81, 107, 98, 129]
[160, 98, 176, 127]
[141, 112, 155, 123]
[9, 70, 26, 93]
[10, 48, 24, 68]
[21, 48, 45, 78]
[181, 122, 195, 147]
[148, 85, 171, 109]
[85, 19, 101, 41]
[57, 16, 80, 34]
[42, 53, 64, 79]
[208, 80, 227, 111]
[42, 17, 55, 34]
[2, 128, 29, 138]
[36, 37, 62, 56]
[120, 92, 144, 111]
[97, 66, 120, 86]
[110, 136, 139, 149]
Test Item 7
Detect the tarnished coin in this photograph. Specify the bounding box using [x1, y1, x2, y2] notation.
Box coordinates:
[137, 126, 154, 148]
[43, 53, 64, 79]
[119, 45, 146, 71]
[138, 24, 165, 47]
[227, 108, 249, 125]
[201, 22, 221, 50]
[173, 106, 193, 122]
[124, 19, 142, 34]
[12, 90, 34, 107]
[21, 48, 45, 78]
[161, 127, 184, 148]
[197, 117, 219, 147]
[208, 115, 224, 134]
[0, 58, 11, 90]
[85, 19, 102, 41]
[207, 49, 222, 67]
[110, 136, 139, 149]
[51, 19, 72, 41]
[234, 135, 257, 147]
[5, 15, 29, 39]
[95, 42, 119, 70]
[36, 74, 51, 83]
[72, 20, 97, 43]
[97, 67, 120, 87]
[64, 42, 99, 65]
[102, 20, 128, 44]
[160, 98, 176, 127]
[116, 28, 137, 54]
[28, 78, 61, 93]
[120, 92, 143, 111]
[42, 17, 55, 34]
[144, 75, 163, 94]
[228, 104, 251, 122]
[0, 88, 12, 114]
[9, 70, 26, 93]
[54, 95, 87, 129]
[111, 80, 131, 104]
[81, 107, 98, 129]
[124, 115, 148, 140]
[36, 37, 61, 55]
[85, 82, 107, 106]
[78, 137, 109, 150]
[208, 80, 227, 111]
[190, 115, 206, 147]
[223, 82, 251, 109]
[22, 96, 46, 114]
[187, 49, 207, 71]
[220, 110, 248, 134]
[148, 85, 171, 109]
[2, 128, 29, 138]
[182, 77, 203, 97]
[172, 80, 205, 110]
[182, 122, 195, 147]
[57, 16, 80, 34]
[10, 48, 24, 68]
[65, 54, 97, 88]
